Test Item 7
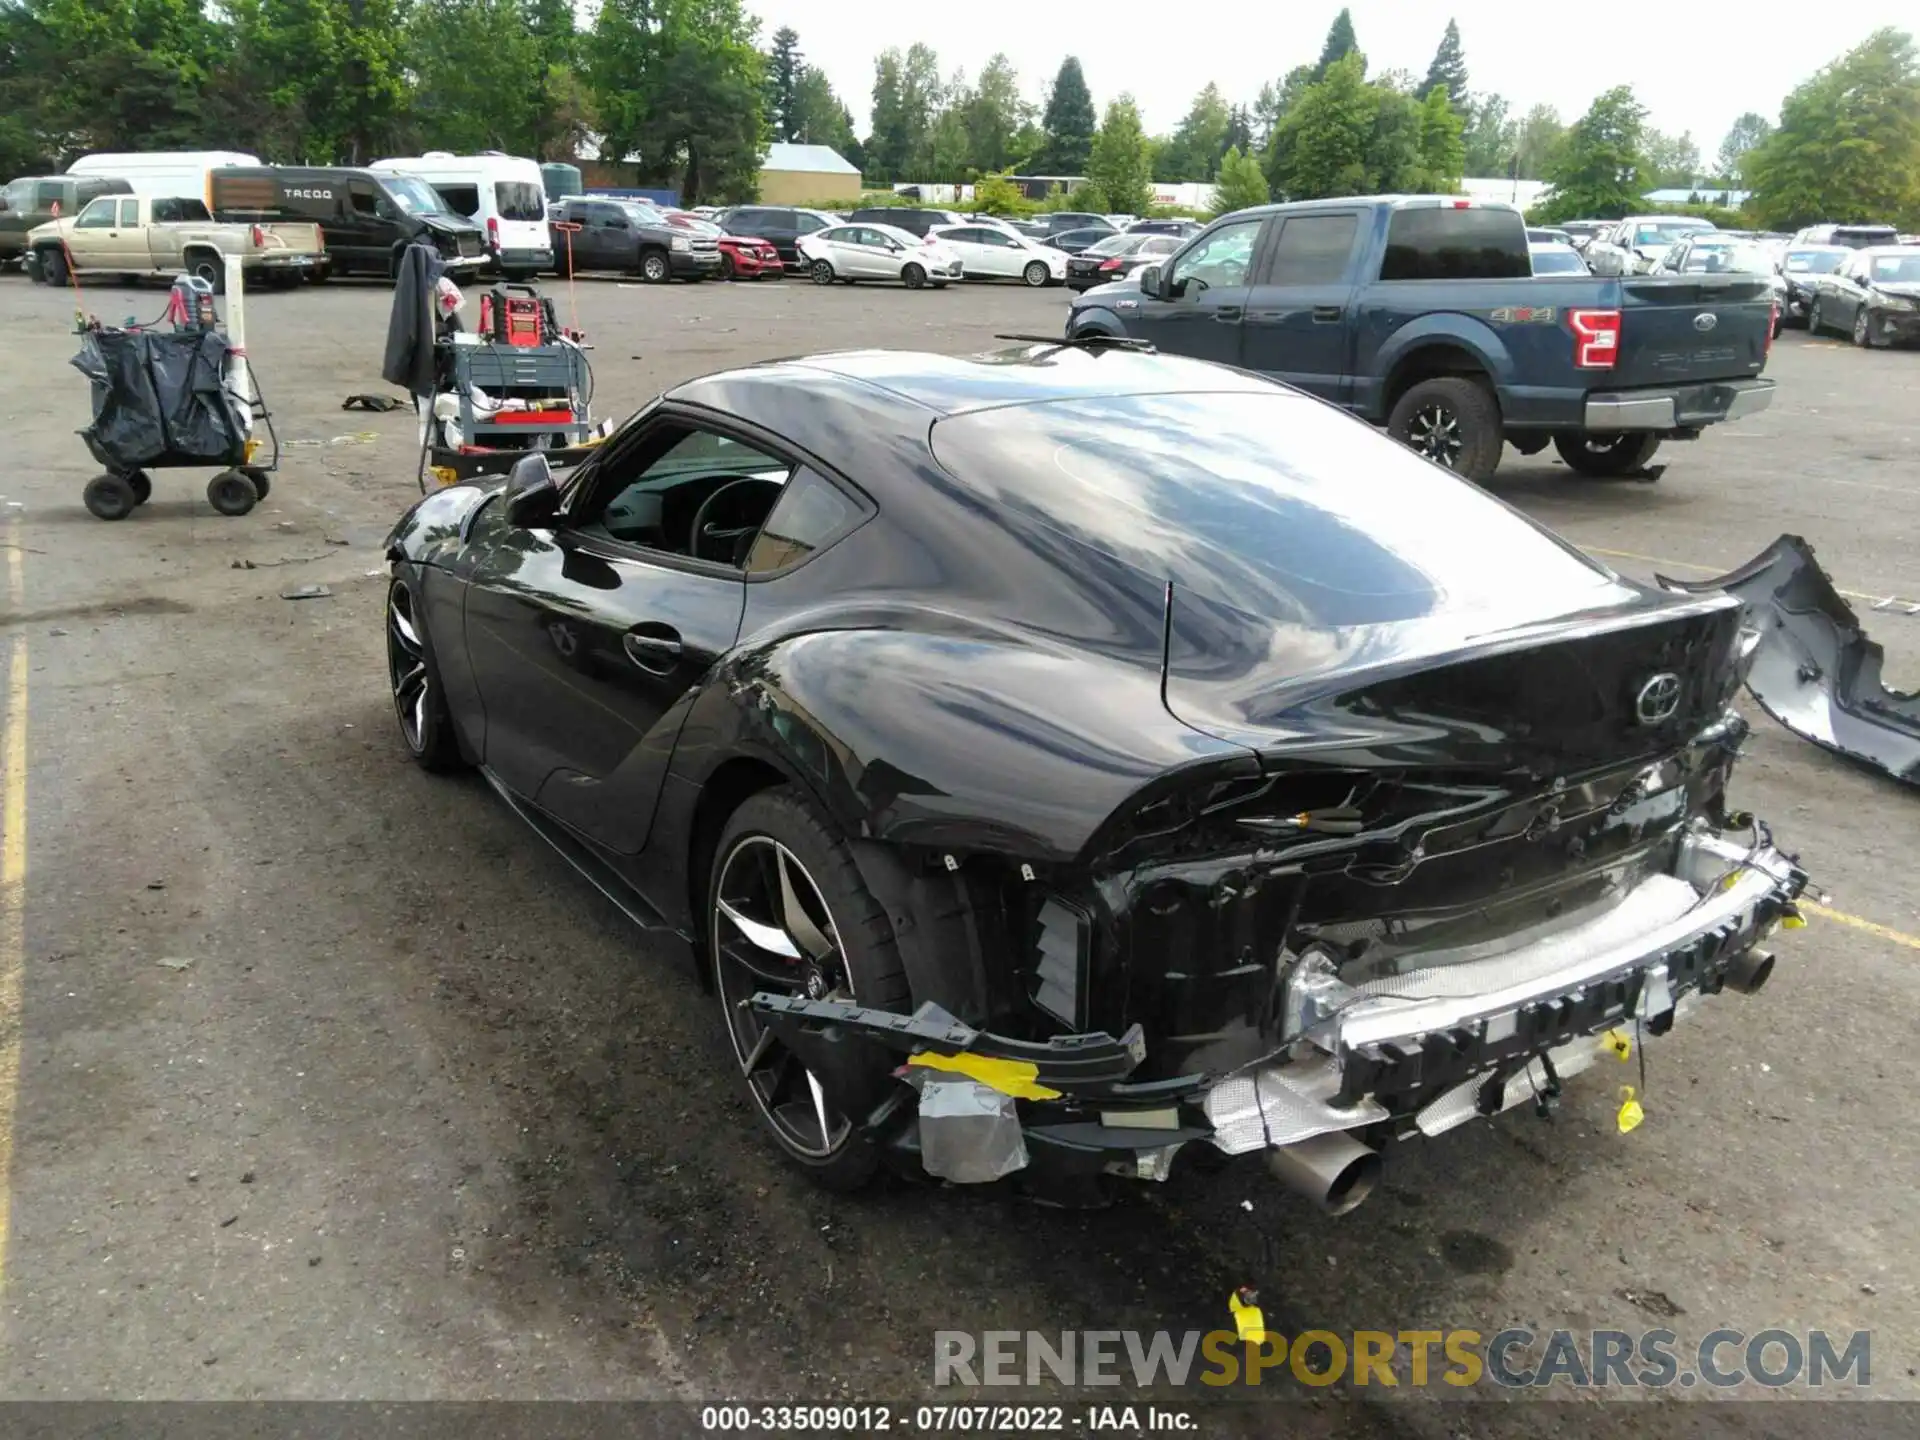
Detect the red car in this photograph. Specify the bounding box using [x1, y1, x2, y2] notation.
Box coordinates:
[715, 233, 784, 280]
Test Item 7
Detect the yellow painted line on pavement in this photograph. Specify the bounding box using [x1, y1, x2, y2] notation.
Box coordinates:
[1581, 545, 1917, 611]
[0, 517, 23, 1293]
[1801, 900, 1920, 952]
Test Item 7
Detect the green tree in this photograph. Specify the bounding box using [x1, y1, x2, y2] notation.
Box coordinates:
[222, 0, 410, 162]
[1087, 95, 1154, 213]
[1036, 56, 1096, 175]
[1744, 29, 1920, 229]
[1272, 53, 1375, 199]
[1158, 82, 1232, 182]
[1411, 86, 1465, 191]
[766, 25, 802, 141]
[1536, 85, 1647, 220]
[1419, 18, 1468, 112]
[1209, 145, 1270, 216]
[1315, 8, 1363, 79]
[1365, 82, 1424, 192]
[1514, 103, 1565, 180]
[866, 50, 911, 180]
[1642, 128, 1702, 189]
[960, 54, 1032, 174]
[524, 0, 587, 161]
[972, 170, 1027, 215]
[791, 65, 855, 156]
[1715, 111, 1771, 181]
[22, 0, 221, 157]
[1462, 92, 1516, 176]
[1223, 105, 1252, 157]
[407, 0, 545, 154]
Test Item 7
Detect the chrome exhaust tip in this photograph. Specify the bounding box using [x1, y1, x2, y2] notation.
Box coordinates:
[1725, 947, 1776, 995]
[1266, 1130, 1382, 1216]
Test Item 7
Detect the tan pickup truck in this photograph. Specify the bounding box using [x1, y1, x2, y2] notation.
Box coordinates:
[27, 193, 323, 291]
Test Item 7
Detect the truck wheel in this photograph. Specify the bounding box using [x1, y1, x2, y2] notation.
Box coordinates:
[187, 251, 226, 293]
[1553, 433, 1661, 477]
[639, 250, 671, 283]
[40, 248, 68, 287]
[1388, 377, 1503, 482]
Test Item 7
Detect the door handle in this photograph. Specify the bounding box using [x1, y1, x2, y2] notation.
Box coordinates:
[624, 630, 682, 669]
[1214, 306, 1243, 323]
[1312, 305, 1344, 323]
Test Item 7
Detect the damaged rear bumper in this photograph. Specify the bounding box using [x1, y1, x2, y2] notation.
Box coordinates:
[748, 825, 1805, 1206]
[1661, 533, 1920, 785]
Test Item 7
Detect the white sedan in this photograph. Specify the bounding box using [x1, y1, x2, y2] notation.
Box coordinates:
[796, 223, 963, 289]
[927, 224, 1067, 287]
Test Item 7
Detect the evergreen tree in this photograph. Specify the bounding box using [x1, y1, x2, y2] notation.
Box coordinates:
[1419, 19, 1468, 112]
[1086, 94, 1154, 214]
[1536, 85, 1647, 221]
[767, 26, 802, 142]
[1209, 145, 1270, 216]
[1315, 8, 1362, 79]
[1275, 52, 1375, 198]
[1037, 56, 1096, 175]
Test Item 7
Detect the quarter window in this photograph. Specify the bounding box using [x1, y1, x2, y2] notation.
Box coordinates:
[745, 469, 863, 575]
[1265, 214, 1358, 285]
[1380, 206, 1531, 280]
[436, 184, 481, 218]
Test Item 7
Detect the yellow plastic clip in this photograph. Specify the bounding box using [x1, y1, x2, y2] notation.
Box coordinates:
[1601, 1028, 1632, 1062]
[429, 465, 459, 488]
[1228, 1287, 1267, 1345]
[906, 1051, 1061, 1101]
[243, 436, 262, 463]
[1781, 908, 1807, 930]
[1617, 1086, 1645, 1134]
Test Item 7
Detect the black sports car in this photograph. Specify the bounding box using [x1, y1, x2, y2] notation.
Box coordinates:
[1066, 232, 1181, 292]
[384, 343, 1806, 1208]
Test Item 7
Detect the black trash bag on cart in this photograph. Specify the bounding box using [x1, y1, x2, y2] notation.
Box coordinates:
[71, 328, 250, 472]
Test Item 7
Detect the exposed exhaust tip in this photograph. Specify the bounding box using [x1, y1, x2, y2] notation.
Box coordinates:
[1266, 1131, 1382, 1216]
[1726, 947, 1775, 995]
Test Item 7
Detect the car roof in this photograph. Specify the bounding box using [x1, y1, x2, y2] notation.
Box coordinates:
[669, 345, 1279, 421]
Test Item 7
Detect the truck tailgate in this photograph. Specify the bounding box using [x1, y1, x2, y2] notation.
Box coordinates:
[1611, 275, 1773, 389]
[259, 222, 323, 255]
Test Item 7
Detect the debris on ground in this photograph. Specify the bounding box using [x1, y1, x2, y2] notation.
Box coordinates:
[280, 584, 332, 600]
[1618, 1287, 1685, 1318]
[155, 956, 194, 971]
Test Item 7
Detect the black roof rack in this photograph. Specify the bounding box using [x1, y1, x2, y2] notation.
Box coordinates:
[993, 333, 1156, 353]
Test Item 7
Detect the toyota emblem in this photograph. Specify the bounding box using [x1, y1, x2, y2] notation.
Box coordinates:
[1693, 312, 1718, 332]
[1635, 672, 1682, 725]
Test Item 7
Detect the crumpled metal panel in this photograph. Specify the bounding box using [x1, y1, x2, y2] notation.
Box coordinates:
[1659, 533, 1920, 785]
[1203, 1053, 1388, 1154]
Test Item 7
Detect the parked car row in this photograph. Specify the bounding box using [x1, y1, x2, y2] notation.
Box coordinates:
[1800, 245, 1920, 347]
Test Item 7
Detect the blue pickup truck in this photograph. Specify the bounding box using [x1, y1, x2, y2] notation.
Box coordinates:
[1065, 196, 1778, 482]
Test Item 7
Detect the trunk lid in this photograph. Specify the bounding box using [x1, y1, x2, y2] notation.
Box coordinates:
[1608, 273, 1774, 388]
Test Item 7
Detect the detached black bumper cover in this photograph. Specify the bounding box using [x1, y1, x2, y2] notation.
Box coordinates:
[1661, 533, 1920, 784]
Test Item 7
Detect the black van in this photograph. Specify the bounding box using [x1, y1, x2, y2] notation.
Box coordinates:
[208, 166, 487, 280]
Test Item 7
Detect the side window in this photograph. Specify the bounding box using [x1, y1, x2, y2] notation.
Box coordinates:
[1263, 213, 1358, 285]
[119, 198, 141, 226]
[578, 425, 793, 568]
[1380, 206, 1530, 280]
[746, 469, 863, 576]
[437, 183, 480, 218]
[794, 211, 826, 234]
[1170, 218, 1262, 294]
[173, 198, 210, 222]
[35, 182, 65, 209]
[75, 197, 117, 228]
[151, 198, 178, 223]
[3, 180, 36, 210]
[350, 183, 380, 217]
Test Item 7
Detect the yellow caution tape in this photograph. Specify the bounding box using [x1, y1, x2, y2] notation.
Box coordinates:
[1781, 911, 1807, 930]
[1602, 1028, 1632, 1062]
[907, 1051, 1060, 1101]
[1229, 1290, 1267, 1345]
[1617, 1086, 1645, 1134]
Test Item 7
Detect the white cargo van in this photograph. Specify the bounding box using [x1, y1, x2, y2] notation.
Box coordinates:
[66, 151, 262, 201]
[369, 152, 553, 279]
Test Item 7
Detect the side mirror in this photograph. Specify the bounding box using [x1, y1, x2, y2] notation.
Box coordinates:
[505, 453, 559, 528]
[1137, 264, 1162, 298]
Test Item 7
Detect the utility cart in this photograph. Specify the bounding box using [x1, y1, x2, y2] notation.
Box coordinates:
[71, 272, 279, 521]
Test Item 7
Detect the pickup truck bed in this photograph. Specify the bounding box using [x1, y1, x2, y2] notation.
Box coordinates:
[1067, 196, 1777, 481]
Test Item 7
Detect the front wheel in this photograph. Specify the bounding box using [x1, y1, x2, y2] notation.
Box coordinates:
[639, 250, 671, 283]
[1022, 260, 1050, 288]
[809, 258, 835, 285]
[708, 788, 912, 1191]
[1853, 307, 1877, 348]
[1386, 377, 1503, 482]
[1553, 432, 1661, 477]
[1808, 298, 1826, 336]
[387, 576, 464, 770]
[901, 262, 927, 290]
[206, 469, 256, 516]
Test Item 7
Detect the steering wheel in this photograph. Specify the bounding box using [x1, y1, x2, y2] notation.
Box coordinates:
[687, 475, 784, 564]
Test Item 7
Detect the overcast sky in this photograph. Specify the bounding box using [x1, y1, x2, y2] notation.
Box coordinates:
[743, 0, 1914, 166]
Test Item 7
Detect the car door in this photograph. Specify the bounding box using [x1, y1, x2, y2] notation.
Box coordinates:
[1828, 254, 1871, 329]
[590, 202, 638, 270]
[339, 179, 387, 269]
[973, 229, 1025, 278]
[943, 227, 999, 277]
[853, 227, 904, 278]
[1238, 210, 1361, 403]
[1127, 215, 1268, 367]
[64, 196, 124, 268]
[462, 416, 798, 854]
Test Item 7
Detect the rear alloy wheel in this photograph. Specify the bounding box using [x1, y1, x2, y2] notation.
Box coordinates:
[810, 259, 835, 285]
[640, 250, 671, 283]
[1387, 377, 1504, 482]
[709, 789, 911, 1190]
[1022, 260, 1049, 288]
[901, 262, 927, 290]
[386, 578, 463, 770]
[1553, 432, 1662, 477]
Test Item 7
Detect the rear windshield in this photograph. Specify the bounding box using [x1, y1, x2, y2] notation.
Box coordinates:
[929, 391, 1609, 628]
[1784, 249, 1845, 274]
[1380, 206, 1529, 281]
[1833, 228, 1896, 249]
[1086, 233, 1148, 257]
[495, 181, 545, 221]
[1676, 241, 1772, 274]
[1633, 221, 1711, 245]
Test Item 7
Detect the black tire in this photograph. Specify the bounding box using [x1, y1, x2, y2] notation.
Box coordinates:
[810, 258, 835, 285]
[309, 265, 331, 284]
[240, 465, 271, 500]
[901, 262, 927, 290]
[126, 470, 152, 505]
[707, 787, 911, 1192]
[83, 473, 137, 521]
[1853, 307, 1877, 348]
[718, 252, 736, 280]
[40, 248, 68, 287]
[386, 575, 465, 771]
[1808, 298, 1826, 336]
[639, 249, 671, 283]
[1386, 376, 1503, 481]
[1022, 260, 1050, 288]
[1553, 432, 1662, 477]
[186, 251, 226, 294]
[206, 469, 257, 516]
